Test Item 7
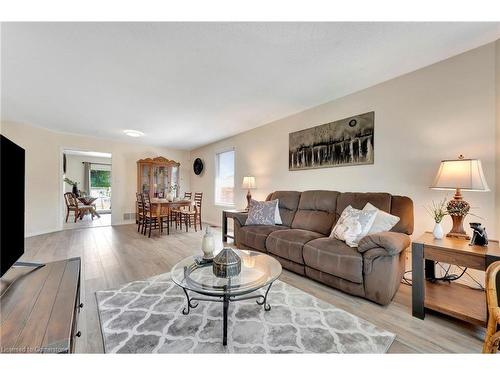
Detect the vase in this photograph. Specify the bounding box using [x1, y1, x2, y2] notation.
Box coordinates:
[201, 226, 215, 259]
[166, 192, 174, 202]
[433, 222, 444, 240]
[72, 184, 79, 197]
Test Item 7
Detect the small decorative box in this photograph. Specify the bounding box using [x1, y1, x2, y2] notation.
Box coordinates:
[212, 248, 241, 278]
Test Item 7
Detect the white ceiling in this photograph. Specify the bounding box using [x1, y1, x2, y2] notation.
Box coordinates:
[2, 22, 499, 150]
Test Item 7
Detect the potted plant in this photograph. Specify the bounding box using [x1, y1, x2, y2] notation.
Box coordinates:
[425, 197, 448, 239]
[64, 178, 80, 197]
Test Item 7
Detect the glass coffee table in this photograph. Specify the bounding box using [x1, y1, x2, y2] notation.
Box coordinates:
[171, 249, 282, 345]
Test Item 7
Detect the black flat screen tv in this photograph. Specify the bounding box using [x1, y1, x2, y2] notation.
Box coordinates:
[0, 135, 25, 277]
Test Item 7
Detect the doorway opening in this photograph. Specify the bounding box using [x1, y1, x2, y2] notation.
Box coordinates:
[62, 149, 112, 229]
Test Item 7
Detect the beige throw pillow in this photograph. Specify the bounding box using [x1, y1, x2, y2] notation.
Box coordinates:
[274, 200, 282, 225]
[330, 205, 378, 247]
[363, 202, 400, 234]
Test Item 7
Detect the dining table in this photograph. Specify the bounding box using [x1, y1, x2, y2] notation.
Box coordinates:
[77, 196, 101, 218]
[150, 198, 194, 218]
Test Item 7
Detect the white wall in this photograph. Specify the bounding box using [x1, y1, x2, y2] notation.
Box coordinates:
[0, 122, 191, 237]
[190, 43, 498, 240]
[64, 154, 111, 194]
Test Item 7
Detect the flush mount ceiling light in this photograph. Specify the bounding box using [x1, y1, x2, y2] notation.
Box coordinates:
[123, 129, 144, 137]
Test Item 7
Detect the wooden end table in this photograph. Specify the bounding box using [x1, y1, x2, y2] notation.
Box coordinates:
[222, 209, 247, 243]
[412, 232, 500, 326]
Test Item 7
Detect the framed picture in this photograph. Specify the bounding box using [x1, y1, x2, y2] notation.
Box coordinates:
[289, 111, 374, 170]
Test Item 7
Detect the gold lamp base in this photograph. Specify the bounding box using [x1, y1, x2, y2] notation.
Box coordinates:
[446, 188, 471, 240]
[245, 189, 252, 211]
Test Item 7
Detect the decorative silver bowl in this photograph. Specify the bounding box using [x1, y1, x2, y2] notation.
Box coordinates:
[212, 247, 241, 278]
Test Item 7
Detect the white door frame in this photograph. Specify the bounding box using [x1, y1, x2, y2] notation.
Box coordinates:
[58, 146, 113, 230]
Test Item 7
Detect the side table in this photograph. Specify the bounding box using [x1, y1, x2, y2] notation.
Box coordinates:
[412, 232, 500, 326]
[222, 209, 247, 243]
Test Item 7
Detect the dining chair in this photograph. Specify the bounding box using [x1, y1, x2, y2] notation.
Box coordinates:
[178, 192, 203, 232]
[483, 261, 500, 353]
[170, 192, 192, 230]
[141, 193, 168, 237]
[142, 193, 158, 237]
[136, 192, 145, 233]
[64, 192, 92, 222]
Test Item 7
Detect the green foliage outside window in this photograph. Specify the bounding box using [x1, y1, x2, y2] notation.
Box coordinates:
[90, 170, 111, 188]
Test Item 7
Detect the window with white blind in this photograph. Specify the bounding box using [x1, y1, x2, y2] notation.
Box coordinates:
[215, 149, 235, 206]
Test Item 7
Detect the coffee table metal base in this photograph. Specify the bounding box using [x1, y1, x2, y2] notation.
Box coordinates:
[181, 283, 274, 346]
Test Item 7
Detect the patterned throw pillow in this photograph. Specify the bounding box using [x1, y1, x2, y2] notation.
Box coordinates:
[330, 205, 378, 247]
[245, 199, 279, 225]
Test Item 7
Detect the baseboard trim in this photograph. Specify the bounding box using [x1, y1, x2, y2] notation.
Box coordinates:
[26, 219, 220, 237]
[203, 220, 220, 228]
[112, 220, 136, 226]
[26, 228, 61, 238]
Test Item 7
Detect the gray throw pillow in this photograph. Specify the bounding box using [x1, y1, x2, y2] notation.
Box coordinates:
[245, 199, 279, 225]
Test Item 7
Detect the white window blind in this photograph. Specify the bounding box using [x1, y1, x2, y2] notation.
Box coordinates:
[215, 150, 235, 206]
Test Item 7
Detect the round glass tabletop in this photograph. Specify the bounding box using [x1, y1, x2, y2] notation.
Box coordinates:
[171, 249, 282, 297]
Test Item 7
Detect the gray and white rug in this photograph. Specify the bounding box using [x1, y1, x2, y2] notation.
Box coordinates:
[96, 273, 395, 353]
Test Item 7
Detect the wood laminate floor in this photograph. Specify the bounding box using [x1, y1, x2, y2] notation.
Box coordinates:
[18, 224, 485, 353]
[63, 213, 112, 230]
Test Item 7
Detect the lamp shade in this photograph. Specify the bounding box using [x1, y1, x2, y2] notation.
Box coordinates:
[242, 176, 256, 189]
[431, 157, 489, 191]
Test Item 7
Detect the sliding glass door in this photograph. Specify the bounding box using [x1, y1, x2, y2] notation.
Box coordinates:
[90, 165, 111, 212]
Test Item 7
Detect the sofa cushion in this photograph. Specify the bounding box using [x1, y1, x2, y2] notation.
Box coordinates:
[303, 237, 364, 284]
[270, 254, 306, 276]
[291, 190, 339, 235]
[266, 229, 324, 264]
[266, 191, 301, 227]
[238, 225, 288, 252]
[336, 192, 391, 219]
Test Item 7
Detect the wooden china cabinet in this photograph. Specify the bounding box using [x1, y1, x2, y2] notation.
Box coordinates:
[136, 156, 180, 198]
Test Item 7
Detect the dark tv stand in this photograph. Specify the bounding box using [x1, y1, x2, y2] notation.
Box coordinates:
[0, 257, 81, 353]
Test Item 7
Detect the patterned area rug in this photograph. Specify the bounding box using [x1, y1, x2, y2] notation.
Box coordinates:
[96, 273, 395, 353]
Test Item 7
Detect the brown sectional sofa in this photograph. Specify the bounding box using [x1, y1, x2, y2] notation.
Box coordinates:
[233, 190, 413, 305]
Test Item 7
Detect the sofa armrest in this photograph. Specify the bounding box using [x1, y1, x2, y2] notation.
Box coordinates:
[232, 212, 248, 227]
[358, 232, 411, 256]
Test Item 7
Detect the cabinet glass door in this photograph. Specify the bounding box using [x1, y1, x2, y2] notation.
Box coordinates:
[170, 166, 179, 197]
[141, 165, 150, 194]
[154, 166, 169, 197]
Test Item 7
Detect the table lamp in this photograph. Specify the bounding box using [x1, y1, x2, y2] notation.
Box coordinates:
[242, 176, 256, 210]
[431, 155, 489, 239]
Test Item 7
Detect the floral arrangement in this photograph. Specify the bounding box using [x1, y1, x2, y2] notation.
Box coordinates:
[168, 183, 179, 194]
[425, 197, 448, 224]
[63, 177, 78, 186]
